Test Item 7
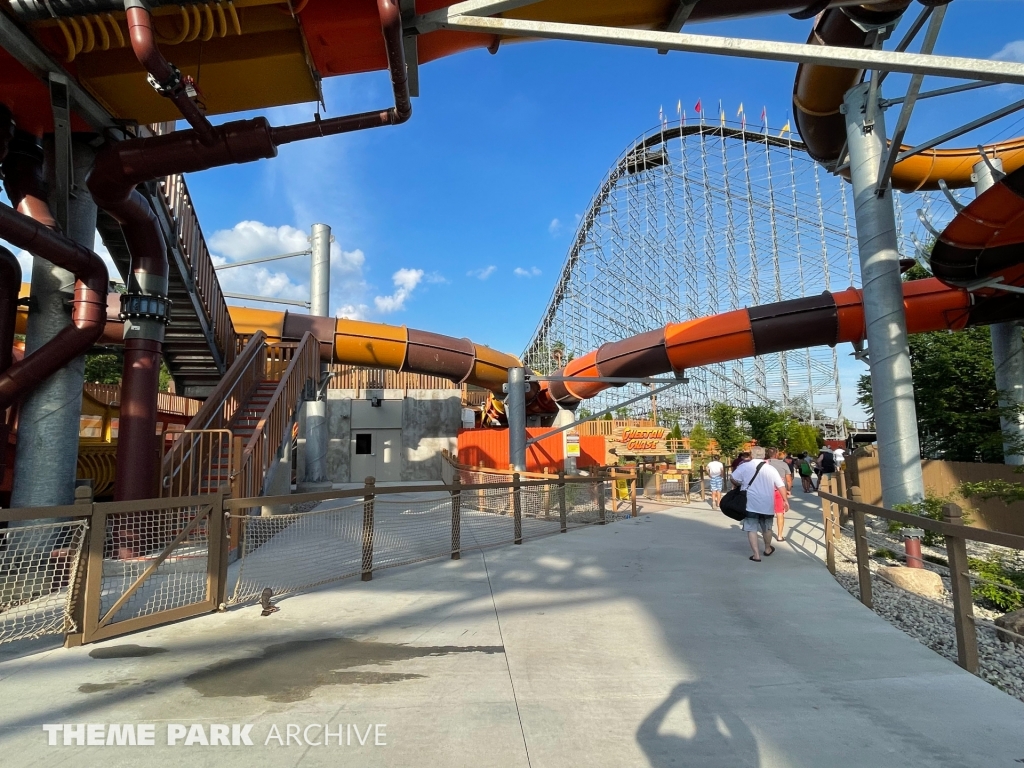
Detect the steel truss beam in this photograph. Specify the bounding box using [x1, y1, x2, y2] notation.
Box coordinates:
[414, 13, 1024, 85]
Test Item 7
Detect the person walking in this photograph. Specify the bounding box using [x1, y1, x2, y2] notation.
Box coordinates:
[816, 448, 837, 491]
[798, 452, 814, 493]
[706, 454, 725, 508]
[766, 447, 791, 541]
[730, 456, 787, 561]
[780, 450, 795, 492]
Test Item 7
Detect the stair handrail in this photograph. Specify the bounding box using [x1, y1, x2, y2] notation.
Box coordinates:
[237, 332, 321, 500]
[159, 332, 266, 495]
[156, 173, 239, 369]
[184, 331, 267, 433]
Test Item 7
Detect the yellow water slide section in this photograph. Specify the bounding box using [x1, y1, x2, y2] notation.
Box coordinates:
[227, 306, 520, 393]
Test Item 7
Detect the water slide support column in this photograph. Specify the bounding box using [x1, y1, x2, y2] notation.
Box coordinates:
[843, 81, 924, 506]
[507, 367, 526, 472]
[976, 158, 1024, 464]
[303, 223, 331, 486]
[11, 137, 96, 508]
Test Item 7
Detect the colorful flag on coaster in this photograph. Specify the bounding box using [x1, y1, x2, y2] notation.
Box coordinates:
[760, 106, 767, 129]
[778, 119, 792, 138]
[694, 98, 702, 114]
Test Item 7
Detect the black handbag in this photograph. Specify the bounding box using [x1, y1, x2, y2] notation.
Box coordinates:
[719, 461, 765, 521]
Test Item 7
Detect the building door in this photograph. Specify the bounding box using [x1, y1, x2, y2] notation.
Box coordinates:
[350, 429, 402, 482]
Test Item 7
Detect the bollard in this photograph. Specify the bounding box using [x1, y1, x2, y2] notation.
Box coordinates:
[597, 474, 606, 526]
[902, 528, 925, 569]
[543, 467, 551, 518]
[655, 471, 662, 501]
[450, 475, 462, 560]
[513, 472, 523, 544]
[630, 475, 637, 518]
[943, 502, 979, 673]
[558, 470, 568, 532]
[849, 486, 873, 609]
[361, 476, 375, 581]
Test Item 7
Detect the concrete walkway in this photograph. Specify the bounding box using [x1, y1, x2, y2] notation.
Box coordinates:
[1, 489, 1022, 767]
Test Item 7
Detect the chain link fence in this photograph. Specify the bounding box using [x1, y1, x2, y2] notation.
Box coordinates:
[0, 519, 88, 644]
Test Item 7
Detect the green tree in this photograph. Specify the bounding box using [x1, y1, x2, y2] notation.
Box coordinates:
[741, 403, 791, 448]
[708, 403, 747, 458]
[787, 421, 823, 456]
[688, 422, 710, 455]
[84, 352, 123, 384]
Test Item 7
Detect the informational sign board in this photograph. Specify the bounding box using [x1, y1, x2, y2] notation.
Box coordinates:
[564, 432, 581, 458]
[675, 451, 692, 470]
[609, 426, 669, 456]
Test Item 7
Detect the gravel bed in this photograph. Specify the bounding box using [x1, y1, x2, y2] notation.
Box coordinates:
[831, 530, 1024, 702]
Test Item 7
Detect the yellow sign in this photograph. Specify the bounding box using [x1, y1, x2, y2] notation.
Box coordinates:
[610, 426, 669, 456]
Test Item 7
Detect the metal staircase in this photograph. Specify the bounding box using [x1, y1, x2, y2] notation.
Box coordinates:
[161, 331, 320, 502]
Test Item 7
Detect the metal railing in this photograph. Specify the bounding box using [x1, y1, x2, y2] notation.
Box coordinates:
[236, 332, 320, 502]
[819, 480, 1024, 674]
[225, 471, 620, 606]
[156, 173, 239, 369]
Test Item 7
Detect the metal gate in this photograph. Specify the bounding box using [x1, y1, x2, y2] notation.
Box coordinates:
[74, 490, 228, 645]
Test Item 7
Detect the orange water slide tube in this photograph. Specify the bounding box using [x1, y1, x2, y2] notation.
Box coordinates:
[793, 3, 1024, 191]
[537, 278, 980, 408]
[15, 278, 991, 411]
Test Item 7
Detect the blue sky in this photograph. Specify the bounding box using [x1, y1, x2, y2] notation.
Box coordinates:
[6, 2, 1024, 420]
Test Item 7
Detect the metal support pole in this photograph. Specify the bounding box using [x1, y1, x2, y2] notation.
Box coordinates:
[303, 395, 329, 486]
[11, 136, 96, 509]
[361, 476, 375, 581]
[507, 367, 527, 471]
[512, 471, 522, 544]
[974, 158, 1024, 464]
[558, 470, 567, 532]
[844, 81, 925, 506]
[450, 475, 461, 559]
[309, 223, 331, 317]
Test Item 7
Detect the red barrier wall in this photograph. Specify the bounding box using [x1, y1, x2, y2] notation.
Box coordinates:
[456, 428, 604, 472]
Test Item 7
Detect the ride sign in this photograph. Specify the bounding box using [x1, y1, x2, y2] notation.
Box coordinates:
[610, 426, 669, 456]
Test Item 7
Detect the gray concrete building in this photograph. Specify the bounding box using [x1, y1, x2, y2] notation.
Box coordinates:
[296, 388, 462, 484]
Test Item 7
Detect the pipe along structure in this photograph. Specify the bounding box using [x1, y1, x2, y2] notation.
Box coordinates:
[6, 0, 1024, 498]
[0, 0, 411, 500]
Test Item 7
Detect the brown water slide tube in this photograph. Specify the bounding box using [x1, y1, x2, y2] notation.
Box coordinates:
[37, 276, 1020, 417]
[793, 1, 1024, 191]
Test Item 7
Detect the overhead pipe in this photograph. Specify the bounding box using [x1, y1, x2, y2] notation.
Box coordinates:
[123, 0, 218, 146]
[85, 0, 410, 500]
[0, 203, 108, 412]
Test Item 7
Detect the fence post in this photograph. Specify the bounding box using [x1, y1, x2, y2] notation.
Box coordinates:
[558, 470, 568, 532]
[513, 472, 523, 544]
[63, 485, 94, 647]
[849, 486, 872, 609]
[823, 476, 836, 575]
[597, 475, 606, 526]
[684, 470, 691, 503]
[837, 470, 849, 527]
[943, 502, 979, 673]
[450, 475, 461, 560]
[655, 471, 662, 501]
[630, 474, 637, 518]
[361, 476, 376, 581]
[543, 466, 551, 518]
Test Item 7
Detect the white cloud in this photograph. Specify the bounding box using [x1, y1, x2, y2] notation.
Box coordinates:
[468, 265, 497, 280]
[514, 266, 542, 278]
[209, 220, 369, 316]
[549, 218, 563, 236]
[374, 268, 423, 314]
[425, 271, 448, 284]
[994, 40, 1024, 63]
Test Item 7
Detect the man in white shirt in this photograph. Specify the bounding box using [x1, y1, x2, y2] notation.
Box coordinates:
[730, 458, 787, 561]
[833, 447, 846, 468]
[705, 455, 725, 508]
